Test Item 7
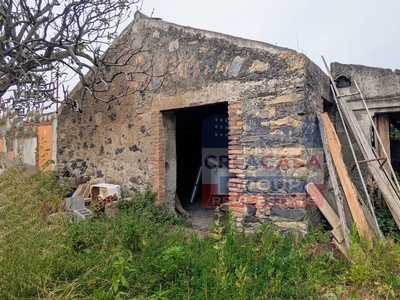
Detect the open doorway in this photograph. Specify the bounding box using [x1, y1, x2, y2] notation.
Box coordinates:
[388, 113, 400, 174]
[175, 102, 229, 206]
[168, 102, 229, 230]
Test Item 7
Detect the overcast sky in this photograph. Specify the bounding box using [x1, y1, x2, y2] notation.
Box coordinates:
[139, 0, 400, 71]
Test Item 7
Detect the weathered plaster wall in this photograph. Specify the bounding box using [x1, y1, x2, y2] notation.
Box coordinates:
[331, 62, 400, 138]
[57, 13, 330, 229]
[0, 109, 57, 171]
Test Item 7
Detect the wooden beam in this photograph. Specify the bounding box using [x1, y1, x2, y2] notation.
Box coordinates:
[317, 114, 350, 247]
[306, 183, 341, 229]
[175, 193, 189, 217]
[306, 183, 348, 257]
[376, 113, 391, 177]
[336, 100, 400, 230]
[320, 113, 372, 241]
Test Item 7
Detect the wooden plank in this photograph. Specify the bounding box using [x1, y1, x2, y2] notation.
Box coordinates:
[320, 113, 372, 241]
[175, 193, 188, 217]
[83, 181, 93, 199]
[336, 99, 400, 230]
[306, 183, 348, 257]
[376, 113, 391, 176]
[317, 114, 350, 247]
[320, 57, 400, 231]
[359, 197, 381, 236]
[72, 184, 85, 197]
[72, 181, 93, 199]
[333, 238, 349, 258]
[331, 225, 344, 243]
[376, 112, 391, 208]
[306, 183, 341, 229]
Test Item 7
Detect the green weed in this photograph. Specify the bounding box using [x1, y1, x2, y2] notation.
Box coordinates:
[1, 168, 400, 299]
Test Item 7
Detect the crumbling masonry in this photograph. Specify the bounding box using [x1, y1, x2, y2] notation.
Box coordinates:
[2, 12, 342, 231]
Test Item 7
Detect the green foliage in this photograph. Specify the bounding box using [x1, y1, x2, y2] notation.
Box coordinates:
[376, 207, 400, 239]
[390, 123, 400, 138]
[41, 159, 55, 171]
[1, 168, 400, 299]
[336, 227, 400, 298]
[303, 221, 332, 245]
[0, 168, 69, 298]
[373, 190, 400, 240]
[30, 169, 71, 199]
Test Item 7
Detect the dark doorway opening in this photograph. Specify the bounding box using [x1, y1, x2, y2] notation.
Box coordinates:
[389, 113, 400, 174]
[374, 112, 400, 209]
[175, 102, 228, 209]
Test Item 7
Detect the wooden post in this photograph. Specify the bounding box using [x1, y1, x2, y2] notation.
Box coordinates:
[376, 113, 391, 177]
[320, 113, 373, 241]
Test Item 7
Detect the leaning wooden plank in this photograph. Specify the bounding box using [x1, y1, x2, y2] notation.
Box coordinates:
[82, 185, 90, 199]
[359, 197, 380, 237]
[80, 184, 89, 198]
[336, 99, 400, 230]
[320, 113, 372, 241]
[306, 183, 343, 241]
[306, 183, 341, 228]
[72, 184, 85, 197]
[321, 57, 387, 239]
[333, 238, 349, 258]
[306, 183, 348, 257]
[175, 193, 189, 217]
[317, 114, 350, 247]
[83, 181, 93, 199]
[331, 225, 344, 244]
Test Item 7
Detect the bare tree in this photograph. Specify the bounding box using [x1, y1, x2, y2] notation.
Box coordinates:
[0, 0, 167, 116]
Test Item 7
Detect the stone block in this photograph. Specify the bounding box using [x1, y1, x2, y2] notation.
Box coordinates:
[270, 207, 307, 221]
[274, 221, 307, 234]
[228, 56, 243, 77]
[249, 60, 270, 73]
[169, 39, 179, 52]
[73, 208, 92, 222]
[65, 196, 85, 212]
[241, 135, 260, 142]
[247, 206, 257, 216]
[269, 93, 303, 104]
[105, 201, 120, 217]
[244, 215, 259, 223]
[270, 117, 300, 129]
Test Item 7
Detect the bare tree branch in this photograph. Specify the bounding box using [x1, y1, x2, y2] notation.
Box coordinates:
[0, 0, 176, 116]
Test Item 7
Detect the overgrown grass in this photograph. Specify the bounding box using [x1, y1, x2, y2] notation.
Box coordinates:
[1, 167, 400, 299]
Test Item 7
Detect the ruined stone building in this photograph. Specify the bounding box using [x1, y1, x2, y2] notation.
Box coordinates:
[1, 12, 400, 232]
[56, 12, 330, 231]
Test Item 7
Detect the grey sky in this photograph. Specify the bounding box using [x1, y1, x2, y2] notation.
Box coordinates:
[140, 0, 400, 71]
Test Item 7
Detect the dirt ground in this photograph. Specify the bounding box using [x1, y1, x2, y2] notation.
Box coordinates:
[182, 200, 220, 231]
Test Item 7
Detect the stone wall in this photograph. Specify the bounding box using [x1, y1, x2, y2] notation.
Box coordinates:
[57, 12, 331, 230]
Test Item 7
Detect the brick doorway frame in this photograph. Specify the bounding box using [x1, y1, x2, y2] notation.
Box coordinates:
[149, 100, 243, 209]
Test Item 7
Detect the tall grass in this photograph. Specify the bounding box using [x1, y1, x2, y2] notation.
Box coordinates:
[0, 168, 400, 299]
[0, 168, 69, 298]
